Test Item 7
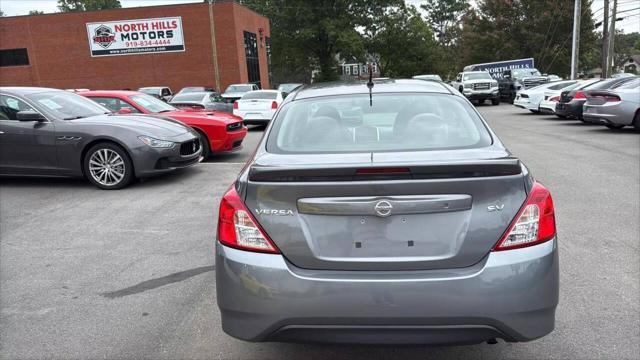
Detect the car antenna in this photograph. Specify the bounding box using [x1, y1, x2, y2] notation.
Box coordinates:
[367, 64, 374, 107]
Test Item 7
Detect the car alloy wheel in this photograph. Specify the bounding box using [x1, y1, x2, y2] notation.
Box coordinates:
[84, 143, 133, 190]
[89, 148, 126, 186]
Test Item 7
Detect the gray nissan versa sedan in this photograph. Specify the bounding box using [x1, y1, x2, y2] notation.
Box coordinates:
[216, 79, 559, 345]
[0, 87, 202, 189]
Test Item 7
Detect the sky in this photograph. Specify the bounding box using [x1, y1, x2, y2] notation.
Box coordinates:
[1, 0, 638, 33]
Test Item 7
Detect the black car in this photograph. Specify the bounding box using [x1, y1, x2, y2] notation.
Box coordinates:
[555, 77, 636, 121]
[0, 87, 202, 189]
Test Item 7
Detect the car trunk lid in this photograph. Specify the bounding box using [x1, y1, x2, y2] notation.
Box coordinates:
[242, 150, 527, 271]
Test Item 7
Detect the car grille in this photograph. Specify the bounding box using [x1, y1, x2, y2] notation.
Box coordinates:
[523, 78, 548, 89]
[180, 139, 200, 156]
[226, 122, 243, 131]
[473, 83, 491, 90]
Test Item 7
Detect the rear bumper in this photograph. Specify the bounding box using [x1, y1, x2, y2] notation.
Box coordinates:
[583, 105, 632, 126]
[216, 238, 559, 344]
[513, 97, 538, 110]
[539, 100, 557, 114]
[555, 101, 584, 118]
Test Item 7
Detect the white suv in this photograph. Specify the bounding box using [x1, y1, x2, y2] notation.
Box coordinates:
[450, 71, 500, 105]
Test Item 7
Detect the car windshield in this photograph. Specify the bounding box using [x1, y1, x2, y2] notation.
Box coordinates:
[464, 73, 492, 80]
[179, 87, 205, 93]
[170, 93, 207, 102]
[242, 91, 277, 100]
[139, 88, 160, 95]
[130, 94, 176, 113]
[267, 93, 491, 154]
[513, 69, 542, 77]
[26, 91, 109, 119]
[225, 85, 252, 93]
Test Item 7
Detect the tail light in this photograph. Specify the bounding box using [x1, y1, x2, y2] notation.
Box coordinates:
[493, 181, 556, 251]
[271, 101, 278, 109]
[593, 94, 621, 102]
[572, 91, 586, 100]
[218, 186, 280, 253]
[549, 96, 560, 102]
[233, 101, 238, 110]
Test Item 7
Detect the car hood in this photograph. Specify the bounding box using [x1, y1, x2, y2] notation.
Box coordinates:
[71, 114, 191, 138]
[160, 110, 243, 125]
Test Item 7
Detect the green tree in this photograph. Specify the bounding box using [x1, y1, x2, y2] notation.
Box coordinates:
[455, 0, 597, 78]
[421, 0, 469, 45]
[364, 5, 437, 77]
[240, 0, 403, 83]
[57, 0, 121, 12]
[614, 32, 640, 68]
[29, 10, 45, 15]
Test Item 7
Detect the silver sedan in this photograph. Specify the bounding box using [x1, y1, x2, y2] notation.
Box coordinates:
[583, 77, 640, 130]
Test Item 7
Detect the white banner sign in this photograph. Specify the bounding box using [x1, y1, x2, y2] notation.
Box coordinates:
[86, 17, 185, 57]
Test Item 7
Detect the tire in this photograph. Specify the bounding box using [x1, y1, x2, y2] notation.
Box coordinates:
[556, 114, 567, 119]
[529, 109, 540, 113]
[83, 142, 134, 190]
[633, 111, 640, 131]
[508, 92, 515, 104]
[458, 86, 464, 93]
[195, 130, 211, 159]
[491, 99, 500, 106]
[605, 124, 625, 130]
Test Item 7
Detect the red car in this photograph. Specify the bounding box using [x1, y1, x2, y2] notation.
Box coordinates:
[79, 90, 247, 157]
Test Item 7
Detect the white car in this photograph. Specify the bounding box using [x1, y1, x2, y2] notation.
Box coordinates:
[538, 80, 591, 114]
[233, 90, 283, 125]
[514, 80, 578, 113]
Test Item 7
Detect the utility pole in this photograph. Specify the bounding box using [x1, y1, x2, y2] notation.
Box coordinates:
[602, 0, 610, 78]
[208, 0, 221, 92]
[570, 0, 581, 79]
[608, 0, 618, 75]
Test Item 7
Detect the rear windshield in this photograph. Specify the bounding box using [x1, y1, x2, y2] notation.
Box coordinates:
[170, 93, 206, 102]
[242, 91, 277, 100]
[267, 93, 492, 154]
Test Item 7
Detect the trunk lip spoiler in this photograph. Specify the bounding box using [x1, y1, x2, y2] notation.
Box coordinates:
[248, 158, 522, 182]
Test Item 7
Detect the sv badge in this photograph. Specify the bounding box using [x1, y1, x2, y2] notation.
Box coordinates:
[487, 203, 505, 212]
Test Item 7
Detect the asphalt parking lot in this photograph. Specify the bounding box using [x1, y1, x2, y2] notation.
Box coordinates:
[1, 105, 638, 360]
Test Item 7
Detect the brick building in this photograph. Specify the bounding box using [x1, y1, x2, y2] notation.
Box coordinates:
[0, 1, 271, 91]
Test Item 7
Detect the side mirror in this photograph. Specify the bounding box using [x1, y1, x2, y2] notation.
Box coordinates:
[118, 108, 133, 114]
[16, 110, 46, 122]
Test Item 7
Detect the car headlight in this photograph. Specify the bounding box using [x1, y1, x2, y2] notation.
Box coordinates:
[491, 82, 498, 88]
[138, 136, 175, 148]
[464, 83, 473, 89]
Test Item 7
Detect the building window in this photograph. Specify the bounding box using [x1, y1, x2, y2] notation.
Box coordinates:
[0, 48, 29, 67]
[243, 31, 261, 89]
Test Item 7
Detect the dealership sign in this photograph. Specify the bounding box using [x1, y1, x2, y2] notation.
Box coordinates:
[86, 17, 185, 57]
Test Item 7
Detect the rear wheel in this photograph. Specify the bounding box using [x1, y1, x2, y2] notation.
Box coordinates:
[491, 99, 500, 106]
[84, 142, 133, 190]
[556, 114, 567, 119]
[633, 111, 640, 131]
[605, 124, 625, 130]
